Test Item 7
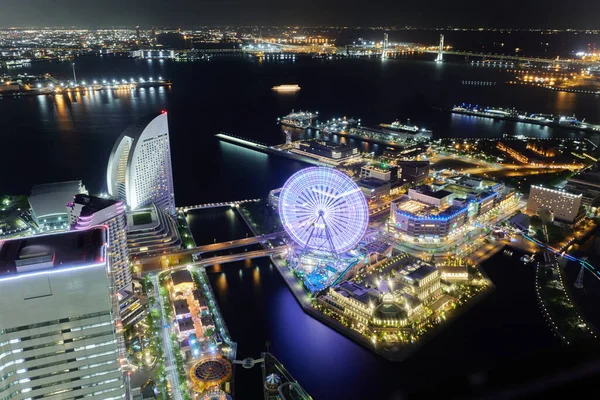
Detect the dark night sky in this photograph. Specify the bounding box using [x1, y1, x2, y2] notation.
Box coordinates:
[0, 0, 598, 28]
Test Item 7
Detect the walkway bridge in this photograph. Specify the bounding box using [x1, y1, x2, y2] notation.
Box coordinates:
[141, 246, 288, 274]
[178, 198, 262, 212]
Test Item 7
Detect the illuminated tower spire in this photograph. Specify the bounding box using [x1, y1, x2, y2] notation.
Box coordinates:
[382, 32, 389, 59]
[436, 34, 444, 62]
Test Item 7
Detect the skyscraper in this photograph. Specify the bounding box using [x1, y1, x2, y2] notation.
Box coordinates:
[0, 228, 126, 399]
[67, 194, 132, 292]
[107, 112, 176, 215]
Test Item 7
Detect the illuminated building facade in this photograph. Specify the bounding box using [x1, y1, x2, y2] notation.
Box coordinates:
[440, 266, 469, 281]
[391, 185, 505, 241]
[391, 191, 468, 240]
[526, 185, 583, 224]
[0, 228, 126, 400]
[324, 281, 378, 325]
[67, 194, 131, 292]
[399, 265, 442, 302]
[107, 112, 176, 215]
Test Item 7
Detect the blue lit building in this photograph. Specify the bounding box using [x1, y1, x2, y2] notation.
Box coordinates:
[390, 186, 500, 241]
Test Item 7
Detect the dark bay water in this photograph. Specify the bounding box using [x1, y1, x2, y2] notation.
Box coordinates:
[2, 55, 599, 202]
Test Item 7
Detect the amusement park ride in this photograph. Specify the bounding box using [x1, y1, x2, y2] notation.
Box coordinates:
[278, 167, 370, 293]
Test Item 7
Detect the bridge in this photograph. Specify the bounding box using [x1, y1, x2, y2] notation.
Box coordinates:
[419, 49, 577, 65]
[141, 246, 288, 274]
[134, 232, 285, 270]
[192, 232, 283, 254]
[178, 198, 262, 212]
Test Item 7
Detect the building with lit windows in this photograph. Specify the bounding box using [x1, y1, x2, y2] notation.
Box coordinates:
[107, 112, 176, 215]
[360, 165, 393, 181]
[399, 265, 442, 302]
[324, 281, 379, 326]
[67, 194, 131, 292]
[0, 228, 126, 400]
[526, 185, 583, 224]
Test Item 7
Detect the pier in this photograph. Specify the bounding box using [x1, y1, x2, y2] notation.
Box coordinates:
[451, 105, 600, 134]
[215, 133, 330, 166]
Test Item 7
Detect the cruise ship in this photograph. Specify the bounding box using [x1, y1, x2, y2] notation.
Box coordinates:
[380, 120, 433, 138]
[278, 110, 318, 129]
[272, 84, 301, 92]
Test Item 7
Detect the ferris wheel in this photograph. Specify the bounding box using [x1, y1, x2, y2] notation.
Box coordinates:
[278, 167, 369, 254]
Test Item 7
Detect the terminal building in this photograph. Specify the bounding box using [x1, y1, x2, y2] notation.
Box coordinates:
[67, 194, 132, 292]
[526, 185, 584, 225]
[28, 180, 87, 229]
[293, 140, 358, 161]
[0, 228, 126, 399]
[107, 112, 176, 215]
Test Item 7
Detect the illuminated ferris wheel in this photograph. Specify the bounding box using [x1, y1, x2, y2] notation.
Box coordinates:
[278, 167, 369, 254]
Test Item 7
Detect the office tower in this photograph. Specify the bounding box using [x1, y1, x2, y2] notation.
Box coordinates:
[67, 194, 131, 292]
[0, 228, 126, 399]
[107, 112, 176, 215]
[28, 180, 87, 230]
